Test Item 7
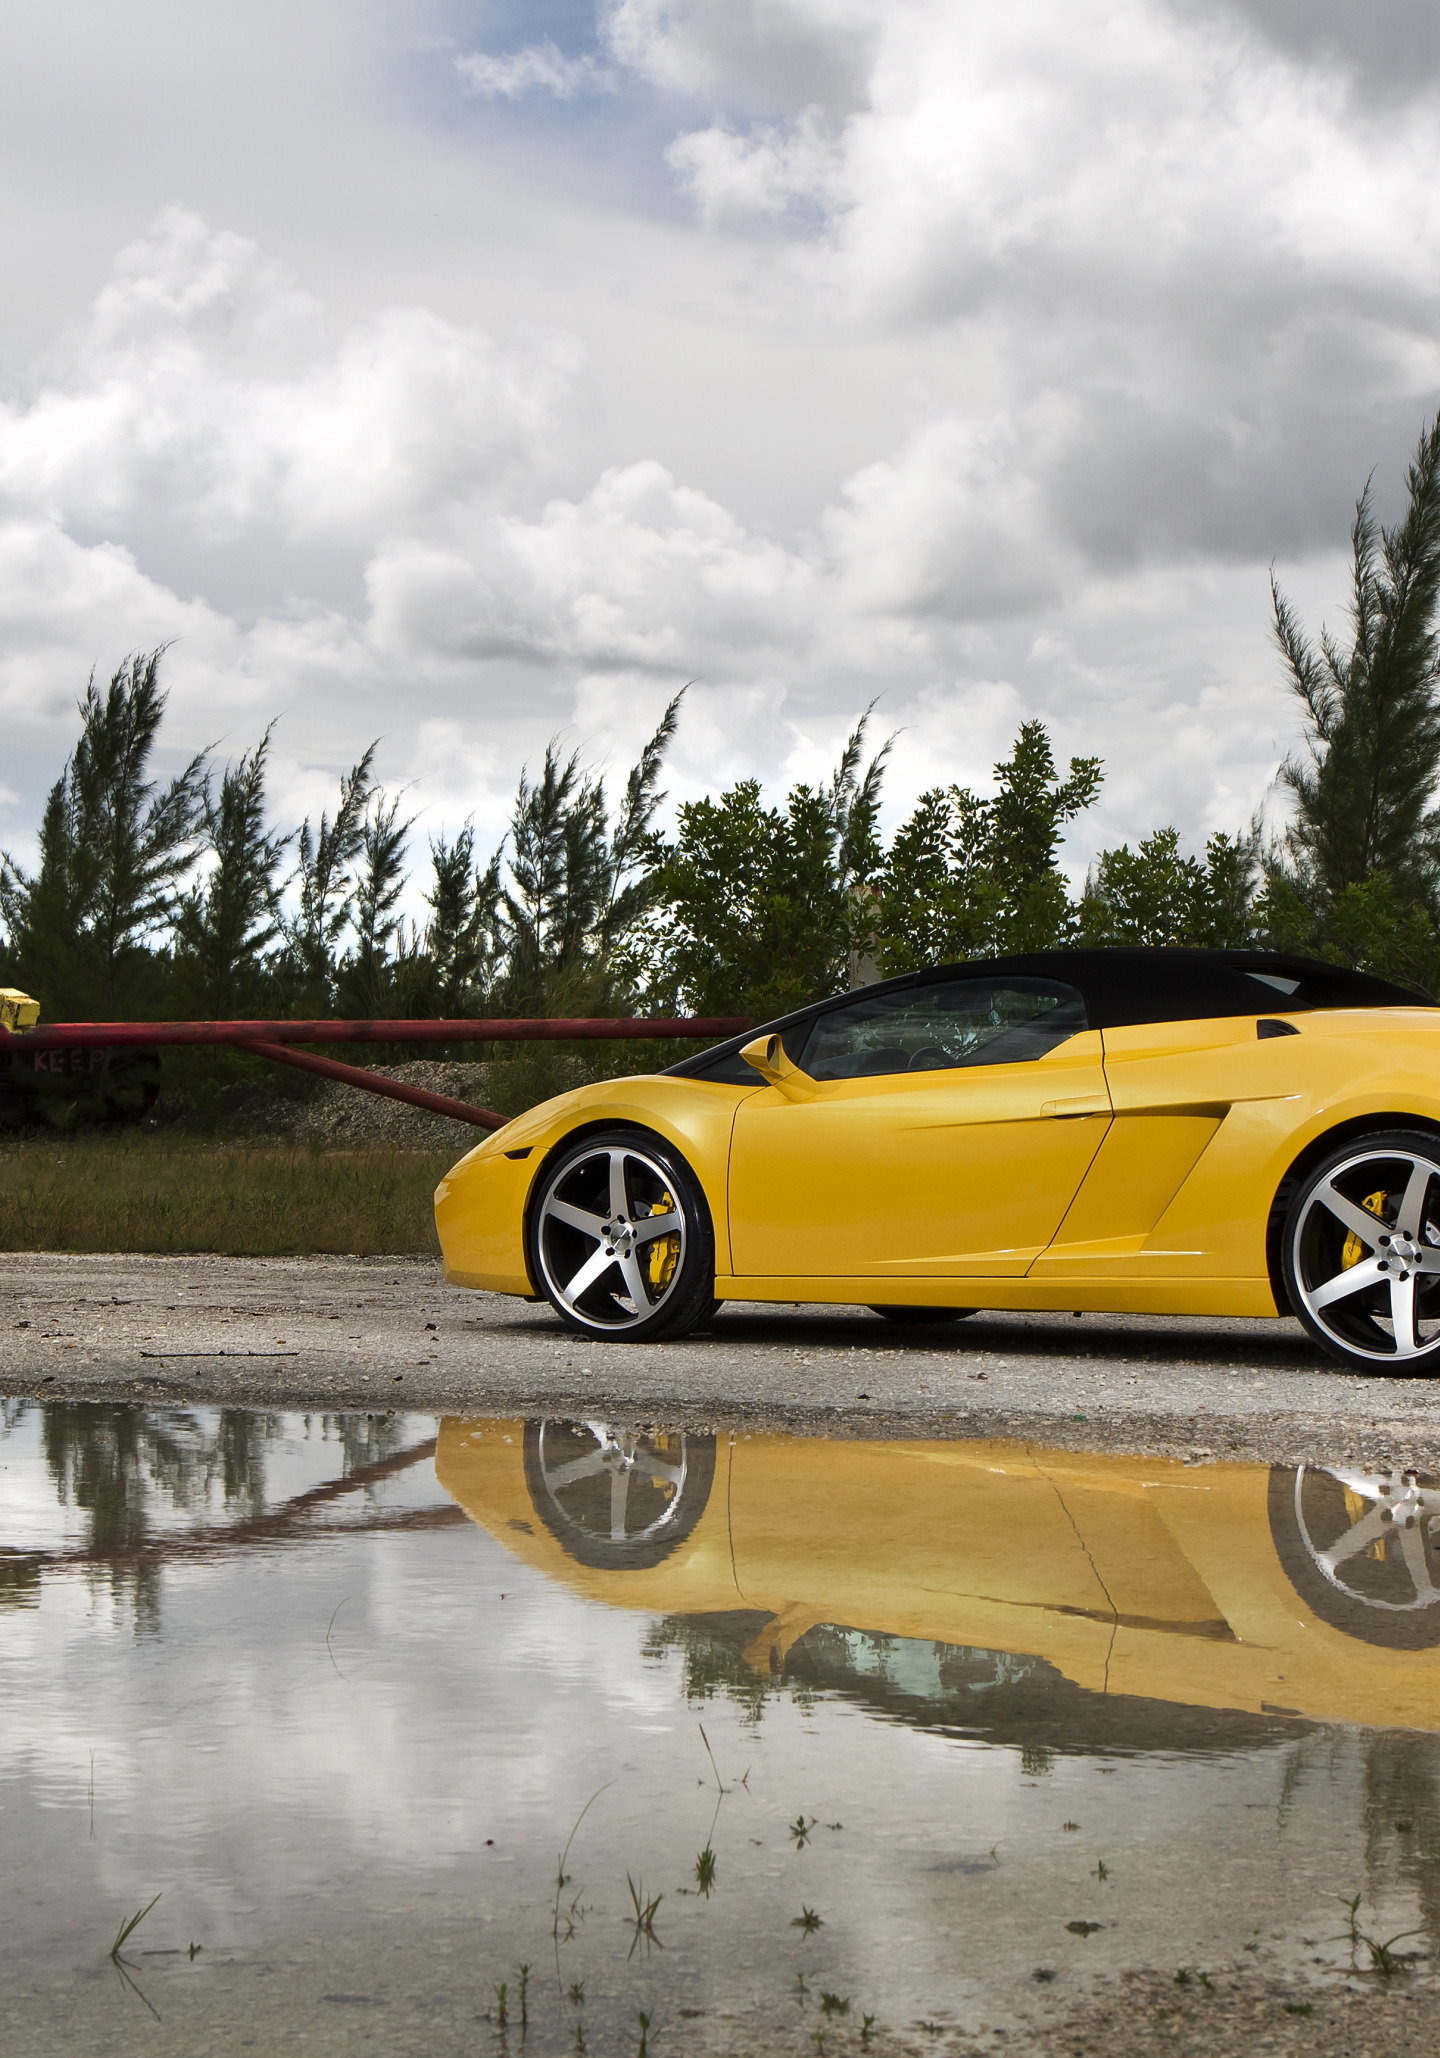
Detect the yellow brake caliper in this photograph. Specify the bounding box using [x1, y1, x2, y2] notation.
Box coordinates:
[647, 1190, 681, 1294]
[1342, 1190, 1388, 1269]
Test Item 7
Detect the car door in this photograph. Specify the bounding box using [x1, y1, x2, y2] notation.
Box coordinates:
[726, 974, 1112, 1279]
[1032, 980, 1325, 1285]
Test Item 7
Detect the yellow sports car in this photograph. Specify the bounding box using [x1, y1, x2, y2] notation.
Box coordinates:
[434, 947, 1440, 1374]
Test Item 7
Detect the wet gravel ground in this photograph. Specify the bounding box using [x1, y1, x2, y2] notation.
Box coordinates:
[6, 1251, 1440, 1467]
[1026, 1969, 1436, 2057]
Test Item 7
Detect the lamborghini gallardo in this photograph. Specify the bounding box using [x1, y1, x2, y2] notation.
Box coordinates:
[435, 949, 1440, 1375]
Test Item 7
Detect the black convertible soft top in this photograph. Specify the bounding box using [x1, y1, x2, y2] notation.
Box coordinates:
[665, 948, 1433, 1082]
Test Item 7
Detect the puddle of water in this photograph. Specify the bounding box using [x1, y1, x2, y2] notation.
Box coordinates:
[2, 1400, 1438, 2053]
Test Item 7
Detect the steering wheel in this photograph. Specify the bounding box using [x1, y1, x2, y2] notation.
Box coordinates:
[907, 1046, 950, 1071]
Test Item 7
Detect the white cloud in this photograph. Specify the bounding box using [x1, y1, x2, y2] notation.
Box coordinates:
[604, 0, 879, 110]
[667, 105, 841, 221]
[15, 0, 1440, 892]
[456, 40, 615, 102]
[822, 413, 1070, 620]
[367, 459, 816, 670]
[0, 208, 585, 548]
[636, 2, 1440, 567]
[0, 194, 1309, 878]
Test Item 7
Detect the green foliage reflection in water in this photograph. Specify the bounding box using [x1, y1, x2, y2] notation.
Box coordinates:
[4, 1400, 421, 1631]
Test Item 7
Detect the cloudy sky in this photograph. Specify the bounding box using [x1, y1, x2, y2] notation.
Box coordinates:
[3, 0, 1440, 884]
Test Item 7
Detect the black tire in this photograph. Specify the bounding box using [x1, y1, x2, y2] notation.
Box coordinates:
[869, 1305, 978, 1325]
[1267, 1463, 1440, 1649]
[527, 1126, 716, 1342]
[1281, 1129, 1440, 1376]
[523, 1420, 717, 1569]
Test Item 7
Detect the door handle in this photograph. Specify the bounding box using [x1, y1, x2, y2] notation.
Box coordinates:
[1041, 1094, 1110, 1118]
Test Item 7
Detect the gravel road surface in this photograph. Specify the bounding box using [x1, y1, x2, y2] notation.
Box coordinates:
[7, 1251, 1440, 1465]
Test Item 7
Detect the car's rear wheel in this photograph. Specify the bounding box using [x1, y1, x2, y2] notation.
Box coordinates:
[869, 1306, 977, 1325]
[529, 1128, 716, 1342]
[1267, 1462, 1440, 1647]
[1283, 1131, 1440, 1375]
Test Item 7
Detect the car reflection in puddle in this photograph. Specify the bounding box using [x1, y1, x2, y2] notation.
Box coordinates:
[447, 1420, 1440, 1728]
[2, 1400, 1438, 2055]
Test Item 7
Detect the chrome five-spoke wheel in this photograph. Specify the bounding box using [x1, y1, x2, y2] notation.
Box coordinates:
[1284, 1132, 1440, 1374]
[1267, 1462, 1440, 1647]
[529, 1128, 716, 1342]
[521, 1420, 717, 1567]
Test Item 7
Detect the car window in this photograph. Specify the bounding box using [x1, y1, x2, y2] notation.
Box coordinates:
[1244, 971, 1309, 1004]
[795, 978, 1087, 1081]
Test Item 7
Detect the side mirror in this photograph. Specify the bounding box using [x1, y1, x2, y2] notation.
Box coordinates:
[740, 1033, 819, 1102]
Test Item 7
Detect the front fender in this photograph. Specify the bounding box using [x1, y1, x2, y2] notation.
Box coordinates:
[434, 1076, 755, 1293]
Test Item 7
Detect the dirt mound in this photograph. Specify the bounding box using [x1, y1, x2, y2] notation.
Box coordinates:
[289, 1055, 593, 1148]
[292, 1061, 500, 1149]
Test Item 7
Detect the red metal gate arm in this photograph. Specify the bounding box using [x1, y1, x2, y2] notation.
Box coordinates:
[0, 1015, 749, 1051]
[241, 1041, 506, 1131]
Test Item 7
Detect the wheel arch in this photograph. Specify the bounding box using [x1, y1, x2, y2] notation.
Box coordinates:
[522, 1116, 720, 1278]
[1265, 1111, 1440, 1313]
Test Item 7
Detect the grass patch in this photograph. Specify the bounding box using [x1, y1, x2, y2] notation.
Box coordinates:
[0, 1134, 459, 1255]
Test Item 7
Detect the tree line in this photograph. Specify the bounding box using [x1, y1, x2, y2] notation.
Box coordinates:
[6, 422, 1440, 1035]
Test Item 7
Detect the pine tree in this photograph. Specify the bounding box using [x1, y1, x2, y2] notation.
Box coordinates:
[172, 726, 290, 1011]
[493, 692, 686, 1014]
[340, 792, 415, 1017]
[419, 825, 498, 1015]
[0, 650, 207, 1014]
[285, 746, 376, 1006]
[1273, 420, 1440, 912]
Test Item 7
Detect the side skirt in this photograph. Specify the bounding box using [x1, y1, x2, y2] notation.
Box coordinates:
[712, 1275, 1281, 1318]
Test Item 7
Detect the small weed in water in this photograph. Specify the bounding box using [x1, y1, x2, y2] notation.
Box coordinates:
[1066, 1920, 1102, 1937]
[1336, 1894, 1424, 1975]
[694, 1846, 717, 1896]
[795, 1972, 808, 2005]
[820, 1992, 850, 2015]
[861, 2014, 876, 2043]
[1285, 2002, 1314, 2017]
[1093, 1859, 1108, 1880]
[698, 1721, 729, 1793]
[793, 1906, 823, 1934]
[494, 1981, 508, 2027]
[518, 1964, 529, 2029]
[1033, 1969, 1055, 1983]
[109, 1893, 162, 1961]
[634, 2008, 652, 2057]
[1062, 1820, 1080, 1832]
[790, 1814, 817, 1847]
[567, 1983, 585, 2008]
[626, 1874, 663, 1956]
[554, 1784, 611, 1940]
[810, 2033, 826, 2055]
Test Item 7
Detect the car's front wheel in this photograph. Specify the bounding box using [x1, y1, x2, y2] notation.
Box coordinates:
[1283, 1130, 1440, 1375]
[528, 1128, 716, 1342]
